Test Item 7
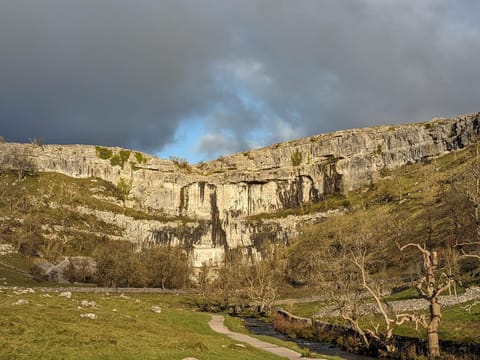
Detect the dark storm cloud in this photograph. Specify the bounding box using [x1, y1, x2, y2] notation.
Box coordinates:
[0, 0, 228, 150]
[1, 0, 479, 158]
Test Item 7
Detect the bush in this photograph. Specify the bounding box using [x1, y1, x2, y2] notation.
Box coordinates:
[117, 177, 132, 205]
[271, 313, 314, 339]
[291, 150, 302, 166]
[119, 149, 131, 163]
[109, 150, 131, 168]
[110, 155, 122, 167]
[142, 246, 192, 289]
[93, 240, 192, 289]
[134, 152, 147, 164]
[94, 240, 147, 287]
[95, 146, 113, 160]
[169, 156, 192, 172]
[64, 257, 97, 283]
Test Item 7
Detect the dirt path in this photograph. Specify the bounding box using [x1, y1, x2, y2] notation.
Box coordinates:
[208, 314, 324, 360]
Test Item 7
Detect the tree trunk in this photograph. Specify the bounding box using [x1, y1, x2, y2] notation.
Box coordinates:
[427, 300, 441, 357]
[427, 330, 440, 358]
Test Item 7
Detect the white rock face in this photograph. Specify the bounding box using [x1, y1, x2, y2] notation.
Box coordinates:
[0, 113, 479, 266]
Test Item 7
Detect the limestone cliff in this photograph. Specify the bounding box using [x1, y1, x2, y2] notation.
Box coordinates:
[1, 113, 479, 266]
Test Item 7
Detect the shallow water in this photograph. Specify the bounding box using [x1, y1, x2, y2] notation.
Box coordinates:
[243, 317, 377, 360]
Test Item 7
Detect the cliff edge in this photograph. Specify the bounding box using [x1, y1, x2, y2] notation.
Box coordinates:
[1, 113, 478, 266]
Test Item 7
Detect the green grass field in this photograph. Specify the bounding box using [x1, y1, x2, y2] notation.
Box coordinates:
[285, 298, 480, 344]
[391, 300, 480, 342]
[0, 290, 285, 360]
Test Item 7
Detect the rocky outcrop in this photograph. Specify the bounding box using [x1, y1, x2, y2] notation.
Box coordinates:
[32, 257, 97, 283]
[1, 113, 479, 266]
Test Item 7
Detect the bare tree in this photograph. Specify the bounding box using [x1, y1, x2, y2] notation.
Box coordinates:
[459, 143, 480, 239]
[346, 250, 420, 355]
[198, 246, 282, 314]
[320, 237, 416, 356]
[211, 249, 247, 311]
[470, 144, 480, 226]
[455, 240, 480, 261]
[451, 143, 480, 279]
[8, 144, 37, 181]
[302, 218, 411, 356]
[398, 243, 454, 358]
[245, 256, 279, 313]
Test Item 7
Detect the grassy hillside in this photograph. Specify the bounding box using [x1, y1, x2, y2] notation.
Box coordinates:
[1, 144, 479, 290]
[286, 144, 480, 288]
[0, 172, 125, 258]
[0, 168, 191, 257]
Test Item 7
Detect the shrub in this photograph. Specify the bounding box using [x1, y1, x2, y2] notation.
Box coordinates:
[169, 156, 192, 172]
[119, 149, 131, 163]
[29, 137, 45, 146]
[109, 150, 131, 168]
[271, 312, 314, 339]
[94, 240, 148, 287]
[134, 151, 147, 164]
[110, 155, 122, 167]
[291, 150, 302, 166]
[117, 177, 132, 205]
[95, 146, 113, 160]
[142, 246, 192, 289]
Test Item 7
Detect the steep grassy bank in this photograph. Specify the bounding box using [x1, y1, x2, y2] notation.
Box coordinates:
[286, 144, 480, 287]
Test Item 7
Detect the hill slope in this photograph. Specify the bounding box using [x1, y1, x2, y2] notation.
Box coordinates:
[0, 112, 479, 272]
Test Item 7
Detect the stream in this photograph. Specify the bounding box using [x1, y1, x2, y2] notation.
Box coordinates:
[243, 317, 377, 360]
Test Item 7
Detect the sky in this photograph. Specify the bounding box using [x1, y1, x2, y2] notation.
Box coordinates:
[0, 0, 479, 163]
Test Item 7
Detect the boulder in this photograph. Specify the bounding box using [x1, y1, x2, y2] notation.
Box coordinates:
[45, 259, 71, 282]
[32, 256, 97, 283]
[80, 313, 97, 319]
[80, 300, 97, 308]
[13, 299, 29, 305]
[59, 291, 72, 299]
[151, 306, 162, 313]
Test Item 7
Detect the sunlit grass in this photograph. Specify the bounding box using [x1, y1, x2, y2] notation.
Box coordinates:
[314, 300, 480, 343]
[0, 291, 284, 360]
